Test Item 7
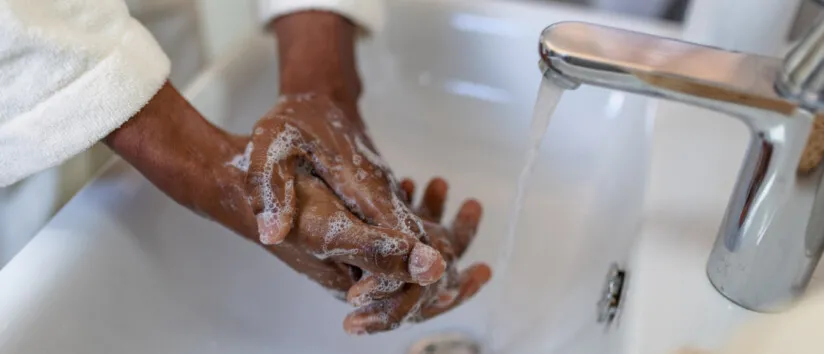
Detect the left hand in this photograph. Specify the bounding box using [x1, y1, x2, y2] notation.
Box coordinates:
[341, 178, 492, 335]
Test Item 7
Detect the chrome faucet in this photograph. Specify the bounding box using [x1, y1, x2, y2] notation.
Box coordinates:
[539, 15, 824, 312]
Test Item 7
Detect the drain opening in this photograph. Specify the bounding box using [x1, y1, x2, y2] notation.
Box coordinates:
[597, 263, 626, 324]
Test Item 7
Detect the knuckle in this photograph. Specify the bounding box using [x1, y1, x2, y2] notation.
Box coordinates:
[365, 236, 412, 273]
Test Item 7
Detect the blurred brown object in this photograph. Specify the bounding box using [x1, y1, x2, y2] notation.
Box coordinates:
[799, 115, 824, 173]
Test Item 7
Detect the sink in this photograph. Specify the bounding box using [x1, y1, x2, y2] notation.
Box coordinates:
[0, 1, 758, 353]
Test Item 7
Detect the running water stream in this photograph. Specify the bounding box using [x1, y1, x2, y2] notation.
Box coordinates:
[483, 77, 568, 353]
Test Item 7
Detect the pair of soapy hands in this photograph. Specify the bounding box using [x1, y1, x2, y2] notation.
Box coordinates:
[232, 94, 492, 335]
[237, 12, 491, 335]
[107, 12, 491, 336]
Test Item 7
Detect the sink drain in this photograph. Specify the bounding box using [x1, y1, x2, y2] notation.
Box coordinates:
[407, 333, 481, 354]
[597, 263, 626, 324]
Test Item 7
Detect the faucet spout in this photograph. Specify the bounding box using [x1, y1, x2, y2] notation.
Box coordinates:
[539, 21, 824, 312]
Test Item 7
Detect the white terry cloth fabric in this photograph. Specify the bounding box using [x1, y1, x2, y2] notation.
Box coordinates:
[0, 0, 171, 187]
[0, 0, 382, 188]
[257, 0, 384, 32]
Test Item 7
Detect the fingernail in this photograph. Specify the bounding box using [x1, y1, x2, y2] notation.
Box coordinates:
[409, 243, 445, 285]
[345, 321, 369, 336]
[344, 315, 379, 336]
[257, 213, 285, 245]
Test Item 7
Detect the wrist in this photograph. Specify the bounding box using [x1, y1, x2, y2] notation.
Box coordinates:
[105, 82, 257, 238]
[272, 11, 362, 103]
[104, 82, 238, 168]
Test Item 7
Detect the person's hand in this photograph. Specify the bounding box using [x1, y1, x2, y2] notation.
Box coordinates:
[246, 93, 423, 245]
[251, 11, 425, 245]
[105, 82, 448, 303]
[341, 178, 493, 335]
[261, 170, 448, 293]
[249, 11, 445, 299]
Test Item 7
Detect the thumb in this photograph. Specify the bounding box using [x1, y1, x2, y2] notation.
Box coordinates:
[246, 124, 304, 244]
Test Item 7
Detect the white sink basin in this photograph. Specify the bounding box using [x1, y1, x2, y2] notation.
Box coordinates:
[0, 1, 764, 353]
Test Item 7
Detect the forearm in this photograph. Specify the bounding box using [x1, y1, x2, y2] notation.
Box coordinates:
[104, 82, 257, 239]
[271, 11, 362, 106]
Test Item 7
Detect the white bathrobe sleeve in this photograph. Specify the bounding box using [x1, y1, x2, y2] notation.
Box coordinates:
[257, 0, 384, 32]
[0, 0, 171, 187]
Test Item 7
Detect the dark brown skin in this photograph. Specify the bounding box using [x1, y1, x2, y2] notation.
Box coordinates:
[252, 11, 443, 305]
[104, 10, 490, 336]
[344, 178, 492, 335]
[250, 11, 423, 245]
[104, 82, 448, 320]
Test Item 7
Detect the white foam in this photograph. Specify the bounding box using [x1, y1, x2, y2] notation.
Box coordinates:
[227, 142, 253, 172]
[376, 278, 404, 293]
[315, 211, 358, 259]
[254, 127, 265, 135]
[352, 278, 402, 306]
[352, 154, 362, 166]
[372, 234, 408, 257]
[326, 110, 345, 129]
[257, 125, 303, 242]
[356, 168, 369, 181]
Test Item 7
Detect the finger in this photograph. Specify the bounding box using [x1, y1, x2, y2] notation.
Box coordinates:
[423, 222, 458, 263]
[247, 122, 306, 244]
[450, 199, 483, 257]
[311, 214, 446, 285]
[346, 273, 404, 306]
[311, 133, 426, 239]
[419, 178, 448, 223]
[418, 264, 492, 320]
[400, 178, 416, 206]
[343, 285, 423, 335]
